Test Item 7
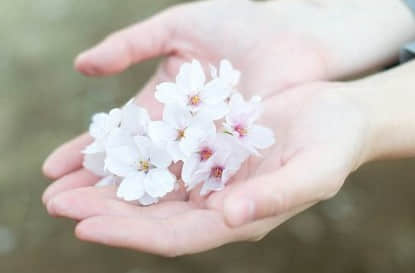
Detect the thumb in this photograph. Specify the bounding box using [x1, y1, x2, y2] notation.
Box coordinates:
[75, 7, 180, 76]
[223, 151, 343, 227]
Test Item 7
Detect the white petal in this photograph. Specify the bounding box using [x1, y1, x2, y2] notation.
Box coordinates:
[179, 130, 204, 156]
[149, 145, 172, 168]
[247, 125, 275, 150]
[176, 62, 193, 92]
[201, 78, 231, 104]
[105, 128, 135, 150]
[121, 102, 150, 135]
[182, 154, 201, 187]
[89, 113, 109, 139]
[155, 82, 186, 106]
[163, 105, 192, 130]
[117, 173, 145, 201]
[200, 178, 224, 196]
[134, 135, 153, 160]
[108, 108, 122, 127]
[144, 169, 176, 198]
[148, 121, 177, 146]
[167, 141, 185, 162]
[190, 60, 206, 91]
[209, 64, 218, 79]
[222, 157, 241, 183]
[83, 152, 106, 176]
[198, 102, 229, 120]
[220, 59, 240, 87]
[105, 146, 137, 177]
[82, 141, 105, 154]
[138, 193, 159, 206]
[95, 175, 118, 187]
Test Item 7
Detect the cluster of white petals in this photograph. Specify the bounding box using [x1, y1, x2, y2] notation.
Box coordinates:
[82, 59, 275, 205]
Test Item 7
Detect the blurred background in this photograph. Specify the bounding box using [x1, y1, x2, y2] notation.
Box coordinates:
[1, 0, 415, 272]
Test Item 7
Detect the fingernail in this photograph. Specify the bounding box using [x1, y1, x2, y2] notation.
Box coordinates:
[225, 198, 255, 227]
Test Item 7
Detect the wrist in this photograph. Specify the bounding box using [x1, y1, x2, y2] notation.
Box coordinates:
[344, 61, 415, 164]
[266, 0, 415, 79]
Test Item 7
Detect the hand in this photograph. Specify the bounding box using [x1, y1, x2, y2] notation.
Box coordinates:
[42, 81, 370, 256]
[42, 0, 414, 178]
[42, 0, 414, 256]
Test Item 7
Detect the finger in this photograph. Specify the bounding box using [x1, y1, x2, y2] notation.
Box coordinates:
[75, 203, 314, 256]
[75, 209, 237, 257]
[46, 185, 190, 220]
[42, 168, 99, 205]
[219, 150, 345, 227]
[42, 133, 92, 180]
[75, 8, 179, 76]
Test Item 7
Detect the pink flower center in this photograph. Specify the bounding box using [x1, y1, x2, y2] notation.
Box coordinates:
[199, 148, 213, 161]
[189, 95, 201, 106]
[234, 125, 247, 137]
[210, 166, 223, 179]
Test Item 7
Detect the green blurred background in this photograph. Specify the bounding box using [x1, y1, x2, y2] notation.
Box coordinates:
[1, 0, 415, 272]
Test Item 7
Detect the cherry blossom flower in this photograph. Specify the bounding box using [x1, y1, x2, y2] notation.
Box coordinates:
[224, 93, 275, 156]
[83, 101, 150, 155]
[105, 135, 176, 205]
[182, 133, 247, 190]
[155, 60, 230, 120]
[148, 105, 216, 162]
[83, 108, 122, 154]
[192, 148, 244, 196]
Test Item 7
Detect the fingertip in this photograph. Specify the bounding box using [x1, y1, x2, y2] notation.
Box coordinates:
[42, 153, 62, 180]
[74, 51, 101, 76]
[74, 40, 131, 77]
[224, 196, 255, 227]
[74, 220, 90, 241]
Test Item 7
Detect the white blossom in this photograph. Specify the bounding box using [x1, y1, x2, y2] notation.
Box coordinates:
[193, 148, 244, 196]
[148, 104, 216, 162]
[182, 133, 247, 190]
[155, 60, 230, 120]
[224, 93, 275, 156]
[105, 135, 176, 205]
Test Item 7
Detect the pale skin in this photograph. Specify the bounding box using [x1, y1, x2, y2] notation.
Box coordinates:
[42, 0, 415, 256]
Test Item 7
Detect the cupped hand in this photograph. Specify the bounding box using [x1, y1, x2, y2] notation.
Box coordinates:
[43, 0, 336, 180]
[42, 81, 371, 256]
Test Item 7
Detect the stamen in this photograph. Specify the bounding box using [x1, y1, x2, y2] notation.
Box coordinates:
[138, 160, 150, 173]
[189, 95, 201, 106]
[211, 166, 223, 179]
[199, 148, 213, 161]
[234, 125, 248, 137]
[177, 129, 185, 140]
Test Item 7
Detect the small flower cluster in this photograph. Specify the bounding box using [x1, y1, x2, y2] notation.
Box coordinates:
[82, 60, 275, 205]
